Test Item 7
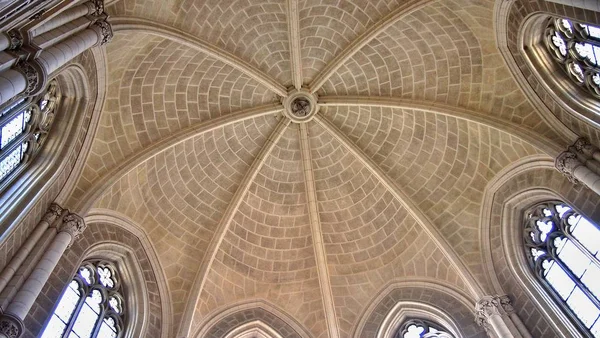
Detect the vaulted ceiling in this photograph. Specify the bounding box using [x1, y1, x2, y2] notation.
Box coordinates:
[65, 0, 571, 337]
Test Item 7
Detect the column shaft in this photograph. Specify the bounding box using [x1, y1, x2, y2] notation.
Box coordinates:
[37, 28, 99, 75]
[31, 3, 93, 38]
[0, 69, 26, 106]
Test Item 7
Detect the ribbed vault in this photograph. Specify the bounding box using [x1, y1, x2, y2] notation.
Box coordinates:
[66, 0, 575, 337]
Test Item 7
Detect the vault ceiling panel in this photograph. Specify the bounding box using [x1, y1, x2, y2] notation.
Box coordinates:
[108, 0, 292, 86]
[320, 105, 545, 290]
[317, 1, 559, 139]
[92, 115, 279, 333]
[193, 124, 328, 338]
[73, 32, 276, 202]
[298, 0, 406, 83]
[307, 120, 468, 336]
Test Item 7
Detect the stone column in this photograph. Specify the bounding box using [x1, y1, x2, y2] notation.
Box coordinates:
[0, 31, 22, 52]
[569, 138, 600, 175]
[556, 151, 600, 195]
[30, 0, 104, 38]
[0, 203, 63, 295]
[0, 211, 85, 338]
[0, 16, 112, 106]
[475, 295, 531, 338]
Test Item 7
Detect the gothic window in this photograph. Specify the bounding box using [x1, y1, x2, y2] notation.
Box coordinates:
[395, 319, 453, 338]
[545, 17, 600, 98]
[524, 201, 600, 337]
[40, 261, 125, 338]
[0, 80, 58, 188]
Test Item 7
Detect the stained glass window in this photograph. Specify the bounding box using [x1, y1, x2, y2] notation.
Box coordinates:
[0, 80, 58, 186]
[524, 201, 600, 337]
[545, 18, 600, 97]
[40, 261, 125, 338]
[395, 319, 453, 338]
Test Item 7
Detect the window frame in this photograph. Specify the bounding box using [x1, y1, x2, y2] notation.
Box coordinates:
[0, 79, 60, 193]
[395, 318, 453, 338]
[523, 200, 600, 338]
[41, 260, 126, 338]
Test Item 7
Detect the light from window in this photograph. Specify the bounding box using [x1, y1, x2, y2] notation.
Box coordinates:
[524, 201, 600, 337]
[545, 18, 600, 97]
[396, 319, 453, 338]
[40, 261, 125, 338]
[0, 80, 58, 185]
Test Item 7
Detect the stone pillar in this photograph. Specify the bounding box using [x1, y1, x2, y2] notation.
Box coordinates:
[0, 31, 22, 52]
[475, 295, 531, 338]
[0, 16, 112, 106]
[0, 211, 85, 338]
[569, 138, 600, 175]
[31, 0, 104, 38]
[0, 203, 63, 294]
[37, 16, 113, 75]
[556, 151, 600, 195]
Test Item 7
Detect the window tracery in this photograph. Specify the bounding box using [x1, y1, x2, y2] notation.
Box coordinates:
[524, 201, 600, 337]
[0, 80, 58, 187]
[395, 319, 453, 338]
[546, 18, 600, 98]
[40, 261, 125, 338]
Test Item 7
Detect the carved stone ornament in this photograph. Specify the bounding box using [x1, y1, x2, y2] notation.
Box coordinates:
[92, 18, 113, 46]
[12, 60, 44, 96]
[555, 151, 582, 184]
[0, 313, 24, 338]
[58, 212, 87, 245]
[475, 295, 514, 328]
[91, 0, 105, 15]
[291, 97, 311, 117]
[5, 30, 23, 50]
[42, 203, 64, 225]
[572, 138, 597, 158]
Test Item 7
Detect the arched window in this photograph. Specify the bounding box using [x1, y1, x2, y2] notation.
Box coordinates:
[395, 319, 453, 338]
[0, 79, 59, 190]
[524, 201, 600, 337]
[545, 17, 600, 98]
[40, 260, 126, 338]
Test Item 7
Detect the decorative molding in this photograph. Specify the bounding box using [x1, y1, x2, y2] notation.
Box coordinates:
[475, 295, 514, 331]
[286, 0, 302, 90]
[0, 313, 23, 338]
[92, 18, 113, 46]
[12, 60, 45, 96]
[41, 202, 64, 224]
[571, 138, 597, 158]
[5, 30, 22, 50]
[58, 212, 87, 246]
[90, 0, 105, 15]
[555, 151, 582, 184]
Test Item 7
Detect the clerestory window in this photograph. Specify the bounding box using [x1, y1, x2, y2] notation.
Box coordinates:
[524, 201, 600, 337]
[0, 80, 59, 189]
[40, 261, 126, 338]
[545, 17, 600, 98]
[395, 319, 453, 338]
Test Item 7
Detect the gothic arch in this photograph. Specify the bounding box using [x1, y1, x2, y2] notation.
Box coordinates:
[484, 161, 600, 337]
[194, 300, 313, 338]
[24, 220, 169, 338]
[354, 279, 485, 338]
[494, 0, 599, 145]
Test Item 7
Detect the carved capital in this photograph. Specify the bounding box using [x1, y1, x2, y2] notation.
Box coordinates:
[58, 212, 86, 246]
[572, 138, 597, 158]
[12, 60, 45, 96]
[92, 18, 113, 46]
[555, 151, 582, 184]
[475, 295, 514, 328]
[0, 313, 23, 338]
[5, 30, 23, 50]
[86, 0, 105, 15]
[42, 203, 64, 225]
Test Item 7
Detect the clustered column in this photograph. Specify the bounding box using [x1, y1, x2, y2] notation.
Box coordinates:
[0, 204, 86, 338]
[475, 295, 532, 338]
[0, 0, 112, 106]
[556, 138, 600, 195]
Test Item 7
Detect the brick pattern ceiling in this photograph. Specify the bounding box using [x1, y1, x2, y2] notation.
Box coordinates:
[69, 0, 563, 336]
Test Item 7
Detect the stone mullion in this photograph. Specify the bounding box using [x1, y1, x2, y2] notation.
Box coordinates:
[298, 122, 340, 338]
[0, 207, 86, 338]
[176, 117, 291, 338]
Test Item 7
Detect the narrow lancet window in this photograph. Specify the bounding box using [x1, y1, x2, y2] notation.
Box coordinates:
[524, 201, 600, 337]
[40, 261, 125, 338]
